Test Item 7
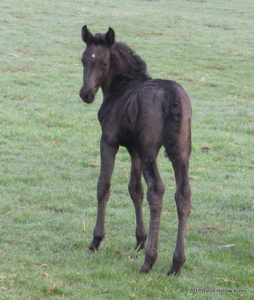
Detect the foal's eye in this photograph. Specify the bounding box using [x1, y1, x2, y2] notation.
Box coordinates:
[101, 61, 107, 68]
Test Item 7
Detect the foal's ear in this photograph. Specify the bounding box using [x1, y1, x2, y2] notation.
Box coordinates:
[106, 27, 115, 46]
[82, 25, 93, 44]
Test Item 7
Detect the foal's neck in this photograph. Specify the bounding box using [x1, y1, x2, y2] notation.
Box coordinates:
[101, 44, 150, 99]
[101, 46, 126, 97]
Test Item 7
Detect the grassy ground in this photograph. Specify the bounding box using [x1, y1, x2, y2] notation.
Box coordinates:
[1, 0, 254, 299]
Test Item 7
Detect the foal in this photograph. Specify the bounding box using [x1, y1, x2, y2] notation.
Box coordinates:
[79, 26, 192, 275]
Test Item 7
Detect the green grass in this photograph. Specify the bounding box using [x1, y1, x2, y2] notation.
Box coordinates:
[1, 0, 254, 299]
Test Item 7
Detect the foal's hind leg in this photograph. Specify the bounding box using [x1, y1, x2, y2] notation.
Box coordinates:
[168, 156, 191, 275]
[88, 139, 118, 251]
[168, 139, 191, 275]
[128, 149, 147, 250]
[140, 154, 164, 273]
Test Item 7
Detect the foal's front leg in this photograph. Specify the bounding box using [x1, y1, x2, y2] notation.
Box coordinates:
[88, 139, 118, 251]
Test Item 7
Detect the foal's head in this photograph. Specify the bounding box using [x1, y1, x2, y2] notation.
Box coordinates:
[79, 26, 115, 103]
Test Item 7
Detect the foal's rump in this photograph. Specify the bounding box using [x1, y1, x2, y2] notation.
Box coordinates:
[136, 79, 191, 159]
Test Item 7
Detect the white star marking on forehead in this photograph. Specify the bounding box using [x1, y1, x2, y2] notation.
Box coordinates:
[91, 54, 96, 58]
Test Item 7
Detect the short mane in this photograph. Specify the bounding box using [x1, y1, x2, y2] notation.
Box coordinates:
[114, 42, 151, 80]
[86, 32, 151, 81]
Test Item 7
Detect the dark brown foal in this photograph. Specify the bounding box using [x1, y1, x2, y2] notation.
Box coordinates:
[80, 25, 192, 275]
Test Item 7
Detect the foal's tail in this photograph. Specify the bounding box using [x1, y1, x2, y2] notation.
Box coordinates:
[162, 84, 190, 161]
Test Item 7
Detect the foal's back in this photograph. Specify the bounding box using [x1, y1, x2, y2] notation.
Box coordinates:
[118, 79, 190, 154]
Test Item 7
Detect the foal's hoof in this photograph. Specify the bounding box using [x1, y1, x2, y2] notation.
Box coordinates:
[167, 266, 181, 276]
[140, 263, 151, 274]
[87, 236, 104, 252]
[87, 242, 99, 252]
[135, 235, 147, 251]
[167, 260, 184, 276]
[167, 254, 185, 276]
[135, 241, 146, 252]
[87, 245, 97, 252]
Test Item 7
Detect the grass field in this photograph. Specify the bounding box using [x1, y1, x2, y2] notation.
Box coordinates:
[1, 0, 254, 299]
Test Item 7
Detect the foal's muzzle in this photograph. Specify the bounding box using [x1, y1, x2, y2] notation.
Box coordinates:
[79, 87, 95, 103]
